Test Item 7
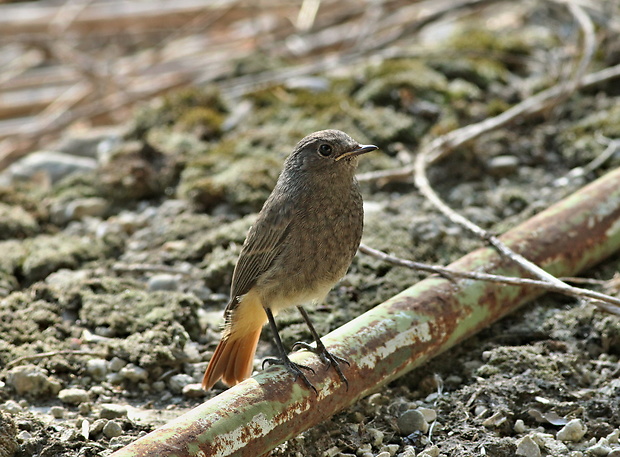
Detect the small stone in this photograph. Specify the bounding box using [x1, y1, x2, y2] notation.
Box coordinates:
[381, 444, 400, 456]
[103, 420, 123, 438]
[380, 444, 400, 456]
[514, 419, 527, 433]
[79, 402, 91, 416]
[367, 427, 384, 446]
[399, 446, 416, 457]
[323, 446, 340, 457]
[108, 357, 127, 372]
[50, 406, 65, 418]
[63, 197, 109, 222]
[182, 383, 207, 398]
[119, 364, 148, 382]
[86, 359, 108, 381]
[6, 365, 60, 397]
[418, 445, 440, 457]
[60, 428, 77, 442]
[607, 450, 620, 457]
[397, 409, 429, 435]
[367, 393, 387, 406]
[79, 419, 90, 440]
[107, 372, 124, 385]
[606, 429, 619, 444]
[17, 431, 32, 441]
[487, 155, 519, 176]
[1, 400, 23, 414]
[99, 403, 128, 419]
[516, 435, 541, 457]
[356, 443, 372, 455]
[58, 388, 89, 405]
[147, 274, 181, 291]
[557, 419, 588, 442]
[168, 374, 194, 394]
[376, 452, 390, 457]
[89, 419, 108, 436]
[417, 407, 437, 423]
[588, 438, 612, 456]
[4, 150, 97, 184]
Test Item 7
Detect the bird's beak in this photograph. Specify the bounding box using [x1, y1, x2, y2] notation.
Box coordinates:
[335, 144, 378, 161]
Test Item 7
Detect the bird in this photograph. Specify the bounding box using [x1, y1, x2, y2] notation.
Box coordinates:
[202, 129, 377, 391]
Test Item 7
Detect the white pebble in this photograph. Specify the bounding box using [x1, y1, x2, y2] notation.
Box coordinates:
[557, 419, 587, 442]
[516, 435, 541, 457]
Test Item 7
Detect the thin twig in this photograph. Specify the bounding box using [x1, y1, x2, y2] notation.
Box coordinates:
[358, 244, 620, 315]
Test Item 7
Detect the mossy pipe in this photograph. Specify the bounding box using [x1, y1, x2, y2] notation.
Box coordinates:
[111, 166, 620, 457]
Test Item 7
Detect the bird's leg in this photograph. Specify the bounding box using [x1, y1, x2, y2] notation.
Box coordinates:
[292, 306, 350, 390]
[261, 307, 317, 394]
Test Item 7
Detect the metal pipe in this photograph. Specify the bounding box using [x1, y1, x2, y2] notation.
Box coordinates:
[111, 166, 620, 457]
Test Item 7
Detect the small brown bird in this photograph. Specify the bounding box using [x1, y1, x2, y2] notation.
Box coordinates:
[202, 130, 377, 391]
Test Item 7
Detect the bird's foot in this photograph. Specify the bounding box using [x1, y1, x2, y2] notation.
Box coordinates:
[292, 341, 350, 390]
[262, 355, 317, 394]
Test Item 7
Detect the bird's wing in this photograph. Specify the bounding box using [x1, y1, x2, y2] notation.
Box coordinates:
[226, 195, 293, 309]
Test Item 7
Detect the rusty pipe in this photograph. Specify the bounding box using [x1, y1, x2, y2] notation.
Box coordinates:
[111, 166, 620, 457]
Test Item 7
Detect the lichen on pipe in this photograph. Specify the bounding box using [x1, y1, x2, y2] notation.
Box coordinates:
[111, 166, 620, 457]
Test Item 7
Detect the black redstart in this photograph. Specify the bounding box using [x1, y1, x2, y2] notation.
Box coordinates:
[202, 129, 377, 391]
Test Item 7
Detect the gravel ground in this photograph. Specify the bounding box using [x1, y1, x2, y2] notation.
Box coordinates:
[1, 3, 620, 456]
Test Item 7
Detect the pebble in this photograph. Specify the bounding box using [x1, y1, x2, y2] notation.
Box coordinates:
[103, 420, 123, 438]
[89, 418, 108, 436]
[182, 383, 207, 398]
[0, 400, 23, 414]
[516, 435, 541, 457]
[58, 388, 89, 405]
[119, 364, 148, 382]
[608, 450, 620, 457]
[557, 419, 587, 442]
[356, 443, 371, 455]
[169, 374, 194, 394]
[147, 274, 181, 291]
[62, 197, 109, 222]
[3, 150, 97, 184]
[324, 446, 340, 457]
[86, 359, 109, 381]
[398, 446, 416, 457]
[17, 431, 32, 442]
[99, 403, 128, 420]
[418, 445, 440, 457]
[397, 409, 429, 435]
[606, 430, 619, 444]
[367, 428, 384, 446]
[367, 393, 388, 406]
[487, 155, 520, 176]
[6, 365, 61, 397]
[50, 406, 65, 418]
[108, 357, 128, 372]
[514, 419, 527, 433]
[376, 452, 390, 457]
[588, 438, 612, 456]
[379, 444, 400, 456]
[417, 407, 437, 423]
[60, 428, 77, 442]
[532, 433, 568, 455]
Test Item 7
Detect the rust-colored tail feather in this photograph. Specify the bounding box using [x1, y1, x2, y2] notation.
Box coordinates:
[203, 289, 267, 390]
[202, 327, 263, 389]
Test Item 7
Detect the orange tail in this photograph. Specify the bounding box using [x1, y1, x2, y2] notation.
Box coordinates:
[202, 289, 267, 390]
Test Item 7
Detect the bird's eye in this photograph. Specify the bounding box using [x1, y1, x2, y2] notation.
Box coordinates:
[318, 144, 333, 156]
